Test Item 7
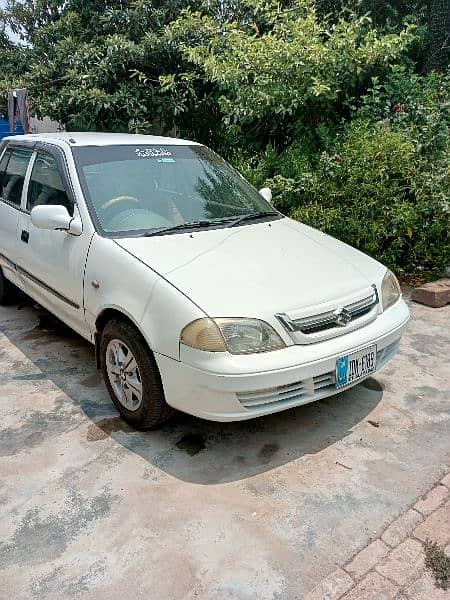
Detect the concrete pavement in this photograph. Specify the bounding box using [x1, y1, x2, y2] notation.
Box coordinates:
[0, 291, 449, 598]
[307, 473, 450, 599]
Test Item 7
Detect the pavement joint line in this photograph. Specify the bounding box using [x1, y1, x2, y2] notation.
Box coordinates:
[314, 470, 450, 599]
[344, 548, 427, 595]
[441, 475, 450, 490]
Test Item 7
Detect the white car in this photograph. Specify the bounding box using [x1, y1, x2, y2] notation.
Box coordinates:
[0, 133, 409, 428]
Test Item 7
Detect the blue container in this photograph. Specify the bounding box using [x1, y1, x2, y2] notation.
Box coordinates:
[0, 118, 24, 141]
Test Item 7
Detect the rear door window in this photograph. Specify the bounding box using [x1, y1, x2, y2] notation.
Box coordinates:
[1, 147, 33, 207]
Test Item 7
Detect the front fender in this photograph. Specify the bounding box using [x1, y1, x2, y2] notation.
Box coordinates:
[84, 236, 158, 345]
[85, 235, 206, 359]
[141, 277, 208, 359]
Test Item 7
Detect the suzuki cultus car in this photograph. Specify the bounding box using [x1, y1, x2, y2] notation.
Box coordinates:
[0, 133, 409, 428]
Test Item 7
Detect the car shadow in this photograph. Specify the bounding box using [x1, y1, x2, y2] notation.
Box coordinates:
[0, 302, 384, 485]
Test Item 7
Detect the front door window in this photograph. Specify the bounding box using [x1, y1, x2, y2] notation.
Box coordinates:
[27, 151, 73, 215]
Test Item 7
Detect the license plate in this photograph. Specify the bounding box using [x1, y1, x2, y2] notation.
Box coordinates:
[336, 345, 376, 389]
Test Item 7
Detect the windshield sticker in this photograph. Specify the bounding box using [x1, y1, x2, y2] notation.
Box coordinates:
[135, 148, 173, 158]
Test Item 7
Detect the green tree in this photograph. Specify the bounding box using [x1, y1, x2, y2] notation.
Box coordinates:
[0, 9, 28, 117]
[425, 0, 450, 71]
[162, 0, 415, 148]
[1, 0, 416, 141]
[1, 0, 210, 133]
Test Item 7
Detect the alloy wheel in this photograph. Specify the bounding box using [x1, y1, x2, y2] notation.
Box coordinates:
[105, 339, 143, 411]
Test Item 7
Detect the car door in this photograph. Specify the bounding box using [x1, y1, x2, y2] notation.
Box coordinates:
[0, 143, 34, 290]
[15, 144, 93, 339]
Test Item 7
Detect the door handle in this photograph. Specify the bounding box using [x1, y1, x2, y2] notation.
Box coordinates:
[21, 230, 29, 244]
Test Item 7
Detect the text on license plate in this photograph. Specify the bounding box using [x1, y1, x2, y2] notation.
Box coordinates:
[335, 345, 376, 389]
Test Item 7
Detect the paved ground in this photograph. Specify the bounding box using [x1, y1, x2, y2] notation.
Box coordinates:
[307, 473, 450, 599]
[0, 291, 449, 599]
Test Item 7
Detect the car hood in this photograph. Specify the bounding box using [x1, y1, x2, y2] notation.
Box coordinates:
[115, 217, 386, 317]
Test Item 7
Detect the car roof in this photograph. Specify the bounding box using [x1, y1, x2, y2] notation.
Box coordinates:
[3, 132, 200, 147]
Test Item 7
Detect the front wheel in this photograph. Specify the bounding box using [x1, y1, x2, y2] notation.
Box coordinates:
[100, 319, 174, 429]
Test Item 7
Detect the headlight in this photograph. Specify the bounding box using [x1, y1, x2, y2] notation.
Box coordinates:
[381, 269, 401, 310]
[180, 318, 286, 354]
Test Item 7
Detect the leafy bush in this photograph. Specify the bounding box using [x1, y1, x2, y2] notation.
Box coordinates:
[236, 116, 449, 276]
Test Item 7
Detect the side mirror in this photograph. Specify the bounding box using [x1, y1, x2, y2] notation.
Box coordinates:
[259, 187, 273, 204]
[31, 205, 82, 235]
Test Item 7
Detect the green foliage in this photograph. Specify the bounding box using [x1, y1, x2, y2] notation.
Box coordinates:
[424, 539, 450, 590]
[291, 121, 449, 275]
[1, 0, 211, 133]
[236, 113, 449, 275]
[0, 6, 28, 116]
[0, 0, 448, 275]
[166, 1, 416, 130]
[358, 67, 450, 154]
[0, 0, 420, 142]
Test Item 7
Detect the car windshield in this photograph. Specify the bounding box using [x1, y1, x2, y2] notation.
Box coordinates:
[72, 144, 276, 236]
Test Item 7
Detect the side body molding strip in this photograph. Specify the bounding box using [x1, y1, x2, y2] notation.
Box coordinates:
[0, 251, 80, 309]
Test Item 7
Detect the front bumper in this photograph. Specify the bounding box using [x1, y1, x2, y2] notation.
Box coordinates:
[155, 298, 409, 421]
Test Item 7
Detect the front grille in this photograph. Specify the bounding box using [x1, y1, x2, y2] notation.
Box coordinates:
[238, 381, 307, 409]
[288, 287, 377, 334]
[237, 371, 335, 411]
[313, 372, 335, 390]
[276, 285, 379, 343]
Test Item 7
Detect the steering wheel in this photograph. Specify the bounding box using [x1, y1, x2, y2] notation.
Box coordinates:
[107, 208, 172, 231]
[101, 195, 140, 210]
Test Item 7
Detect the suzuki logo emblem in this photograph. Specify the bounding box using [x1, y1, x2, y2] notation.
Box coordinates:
[334, 307, 352, 326]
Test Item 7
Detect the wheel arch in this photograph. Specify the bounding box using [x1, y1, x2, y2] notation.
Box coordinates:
[94, 306, 153, 369]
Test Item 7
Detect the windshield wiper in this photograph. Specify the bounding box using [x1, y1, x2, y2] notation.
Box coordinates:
[142, 211, 280, 237]
[142, 220, 217, 237]
[228, 210, 280, 228]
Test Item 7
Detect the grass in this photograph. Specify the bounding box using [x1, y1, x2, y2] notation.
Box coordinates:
[424, 539, 450, 590]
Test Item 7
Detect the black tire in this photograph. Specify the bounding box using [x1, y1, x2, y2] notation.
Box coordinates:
[0, 268, 17, 305]
[100, 319, 174, 430]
